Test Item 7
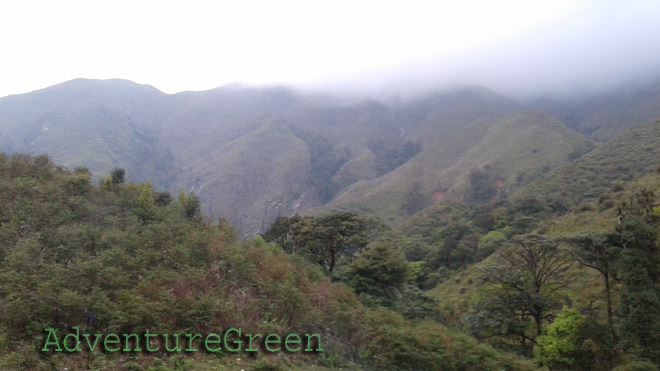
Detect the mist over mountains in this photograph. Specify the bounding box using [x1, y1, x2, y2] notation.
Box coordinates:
[2, 76, 660, 236]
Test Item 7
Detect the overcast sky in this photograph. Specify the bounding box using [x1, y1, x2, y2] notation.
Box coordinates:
[1, 0, 660, 98]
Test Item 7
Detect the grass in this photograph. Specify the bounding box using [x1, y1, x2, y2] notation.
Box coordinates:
[515, 118, 660, 209]
[316, 110, 592, 228]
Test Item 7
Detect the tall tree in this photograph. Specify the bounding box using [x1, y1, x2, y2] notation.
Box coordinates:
[472, 234, 573, 345]
[262, 212, 369, 272]
[562, 233, 619, 360]
[261, 215, 304, 254]
[299, 213, 368, 272]
[135, 183, 157, 223]
[612, 189, 660, 363]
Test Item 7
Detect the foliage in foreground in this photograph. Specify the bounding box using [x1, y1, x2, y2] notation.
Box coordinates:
[0, 153, 529, 370]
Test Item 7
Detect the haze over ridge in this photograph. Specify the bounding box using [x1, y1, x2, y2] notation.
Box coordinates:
[2, 1, 660, 99]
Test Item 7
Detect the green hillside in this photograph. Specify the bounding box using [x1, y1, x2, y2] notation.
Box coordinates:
[2, 78, 660, 369]
[514, 117, 660, 209]
[427, 171, 660, 364]
[0, 79, 178, 189]
[0, 153, 534, 370]
[318, 110, 592, 224]
[180, 121, 313, 236]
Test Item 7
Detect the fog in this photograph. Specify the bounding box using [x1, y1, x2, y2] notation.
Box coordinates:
[296, 1, 660, 99]
[1, 0, 660, 99]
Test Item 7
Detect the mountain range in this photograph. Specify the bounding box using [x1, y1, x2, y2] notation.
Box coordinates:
[2, 77, 660, 236]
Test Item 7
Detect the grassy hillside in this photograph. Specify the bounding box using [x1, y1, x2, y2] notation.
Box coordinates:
[514, 117, 660, 209]
[430, 171, 660, 315]
[180, 121, 314, 236]
[318, 110, 592, 225]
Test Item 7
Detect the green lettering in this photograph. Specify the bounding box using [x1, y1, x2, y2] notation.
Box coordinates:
[304, 333, 323, 351]
[245, 333, 262, 352]
[265, 334, 281, 352]
[63, 326, 81, 352]
[185, 333, 202, 351]
[285, 333, 301, 352]
[104, 333, 120, 352]
[82, 333, 102, 352]
[41, 328, 62, 352]
[145, 330, 159, 352]
[163, 333, 181, 352]
[123, 333, 141, 351]
[224, 328, 242, 352]
[204, 333, 222, 352]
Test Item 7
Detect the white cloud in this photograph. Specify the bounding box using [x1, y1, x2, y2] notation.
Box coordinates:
[0, 0, 658, 97]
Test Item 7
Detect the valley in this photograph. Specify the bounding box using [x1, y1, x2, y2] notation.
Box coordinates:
[3, 78, 659, 236]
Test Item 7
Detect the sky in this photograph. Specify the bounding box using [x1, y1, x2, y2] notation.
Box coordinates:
[1, 0, 660, 98]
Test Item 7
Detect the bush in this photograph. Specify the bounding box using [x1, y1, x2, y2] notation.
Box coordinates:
[612, 360, 659, 371]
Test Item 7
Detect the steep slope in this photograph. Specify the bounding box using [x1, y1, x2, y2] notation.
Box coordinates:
[318, 110, 592, 224]
[179, 121, 314, 236]
[514, 117, 660, 208]
[144, 86, 405, 235]
[0, 79, 178, 188]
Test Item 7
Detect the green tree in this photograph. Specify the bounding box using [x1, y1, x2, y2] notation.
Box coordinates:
[534, 307, 613, 371]
[135, 183, 157, 222]
[345, 242, 409, 300]
[464, 288, 535, 349]
[562, 233, 620, 366]
[262, 212, 369, 272]
[534, 307, 582, 369]
[178, 190, 201, 220]
[613, 189, 660, 364]
[110, 167, 125, 185]
[470, 234, 573, 347]
[262, 215, 304, 254]
[300, 212, 368, 272]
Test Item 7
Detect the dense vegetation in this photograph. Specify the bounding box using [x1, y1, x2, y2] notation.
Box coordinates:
[0, 153, 532, 370]
[423, 173, 660, 370]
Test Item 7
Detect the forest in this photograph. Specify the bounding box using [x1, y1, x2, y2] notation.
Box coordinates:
[0, 153, 535, 370]
[2, 124, 660, 370]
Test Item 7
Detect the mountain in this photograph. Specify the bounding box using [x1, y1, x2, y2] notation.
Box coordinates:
[532, 77, 660, 141]
[0, 79, 178, 189]
[514, 116, 660, 208]
[316, 110, 593, 224]
[1, 78, 659, 236]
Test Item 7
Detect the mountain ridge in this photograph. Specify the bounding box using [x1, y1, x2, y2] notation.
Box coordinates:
[2, 78, 659, 235]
